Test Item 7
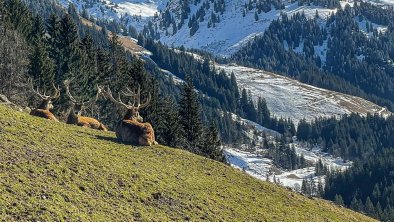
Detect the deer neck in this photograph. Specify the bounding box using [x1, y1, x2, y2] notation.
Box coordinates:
[123, 109, 141, 122]
[67, 108, 79, 124]
[123, 109, 134, 120]
[37, 100, 50, 110]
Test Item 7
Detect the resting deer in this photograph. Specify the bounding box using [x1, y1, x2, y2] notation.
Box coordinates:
[29, 79, 60, 122]
[64, 79, 108, 131]
[102, 85, 157, 146]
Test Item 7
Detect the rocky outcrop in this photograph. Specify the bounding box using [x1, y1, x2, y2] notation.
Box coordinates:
[0, 94, 11, 104]
[116, 120, 157, 146]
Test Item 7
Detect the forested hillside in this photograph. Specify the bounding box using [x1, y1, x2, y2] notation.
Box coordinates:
[0, 0, 236, 161]
[233, 2, 394, 111]
[296, 114, 394, 220]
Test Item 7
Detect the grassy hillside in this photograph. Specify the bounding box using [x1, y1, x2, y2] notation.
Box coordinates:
[0, 105, 375, 221]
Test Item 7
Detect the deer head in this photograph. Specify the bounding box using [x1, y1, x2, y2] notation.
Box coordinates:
[102, 85, 151, 122]
[29, 79, 60, 110]
[64, 79, 103, 117]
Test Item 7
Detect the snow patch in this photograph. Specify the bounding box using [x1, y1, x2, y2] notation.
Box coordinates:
[217, 63, 391, 126]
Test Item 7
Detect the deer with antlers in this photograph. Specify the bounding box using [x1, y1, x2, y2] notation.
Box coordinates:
[29, 79, 61, 122]
[102, 85, 157, 146]
[64, 79, 108, 131]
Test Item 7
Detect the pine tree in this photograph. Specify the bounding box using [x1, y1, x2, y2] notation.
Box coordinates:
[257, 97, 270, 126]
[28, 38, 55, 89]
[334, 194, 344, 206]
[59, 14, 80, 81]
[350, 197, 363, 212]
[365, 197, 375, 216]
[47, 13, 62, 84]
[155, 97, 185, 148]
[179, 75, 203, 152]
[317, 177, 324, 197]
[202, 122, 226, 162]
[28, 16, 54, 89]
[301, 178, 309, 195]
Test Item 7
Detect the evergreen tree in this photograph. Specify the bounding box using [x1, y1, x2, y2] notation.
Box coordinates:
[334, 194, 344, 206]
[350, 197, 363, 212]
[179, 75, 203, 152]
[202, 122, 226, 162]
[155, 97, 185, 148]
[47, 13, 62, 84]
[257, 97, 270, 126]
[59, 14, 79, 81]
[365, 197, 375, 216]
[28, 16, 54, 89]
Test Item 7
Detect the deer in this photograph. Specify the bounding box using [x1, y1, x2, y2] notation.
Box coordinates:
[64, 79, 108, 131]
[29, 79, 61, 122]
[102, 85, 157, 146]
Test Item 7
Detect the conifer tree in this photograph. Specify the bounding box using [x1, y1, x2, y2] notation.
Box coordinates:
[365, 197, 375, 216]
[59, 14, 79, 81]
[179, 75, 203, 152]
[257, 97, 270, 126]
[28, 16, 55, 90]
[47, 13, 62, 84]
[334, 194, 344, 206]
[202, 122, 226, 162]
[154, 97, 185, 148]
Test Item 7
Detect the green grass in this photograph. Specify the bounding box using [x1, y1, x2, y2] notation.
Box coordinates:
[0, 105, 375, 221]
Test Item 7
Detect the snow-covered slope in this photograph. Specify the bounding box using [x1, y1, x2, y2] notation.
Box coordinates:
[60, 0, 168, 30]
[157, 1, 340, 57]
[59, 0, 352, 57]
[217, 63, 391, 125]
[225, 140, 352, 191]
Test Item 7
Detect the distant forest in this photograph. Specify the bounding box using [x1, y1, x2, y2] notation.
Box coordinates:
[233, 2, 394, 112]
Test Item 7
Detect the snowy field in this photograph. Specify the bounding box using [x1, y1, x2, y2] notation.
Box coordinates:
[225, 140, 352, 190]
[217, 64, 391, 126]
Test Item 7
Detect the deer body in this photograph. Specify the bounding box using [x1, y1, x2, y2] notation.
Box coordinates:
[67, 111, 108, 131]
[116, 119, 156, 146]
[103, 85, 157, 146]
[64, 80, 108, 131]
[29, 81, 60, 122]
[30, 109, 58, 121]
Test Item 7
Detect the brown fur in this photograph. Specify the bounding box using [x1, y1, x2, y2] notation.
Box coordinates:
[116, 120, 156, 146]
[66, 110, 108, 131]
[30, 109, 59, 122]
[77, 116, 108, 131]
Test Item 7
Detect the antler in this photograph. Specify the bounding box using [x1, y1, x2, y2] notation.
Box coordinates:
[29, 78, 46, 99]
[50, 83, 61, 100]
[102, 86, 130, 109]
[64, 79, 102, 107]
[136, 86, 151, 109]
[121, 85, 151, 108]
[29, 78, 60, 100]
[82, 85, 103, 107]
[63, 79, 78, 104]
[103, 85, 150, 110]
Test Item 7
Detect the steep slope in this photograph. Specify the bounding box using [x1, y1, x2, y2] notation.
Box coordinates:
[58, 0, 345, 56]
[0, 104, 375, 221]
[218, 64, 391, 125]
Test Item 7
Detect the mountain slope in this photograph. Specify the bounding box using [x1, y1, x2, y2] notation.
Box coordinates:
[0, 104, 375, 221]
[59, 0, 344, 56]
[218, 64, 391, 125]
